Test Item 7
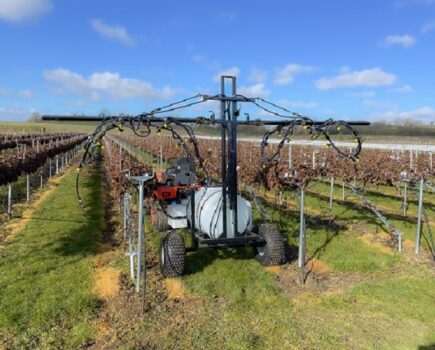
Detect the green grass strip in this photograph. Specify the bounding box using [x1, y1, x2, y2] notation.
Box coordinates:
[0, 164, 103, 349]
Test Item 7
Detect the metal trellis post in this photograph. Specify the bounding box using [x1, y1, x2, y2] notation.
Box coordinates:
[329, 176, 334, 222]
[136, 180, 145, 293]
[7, 183, 12, 220]
[123, 191, 135, 279]
[130, 175, 154, 293]
[123, 191, 129, 240]
[415, 179, 424, 254]
[403, 181, 408, 216]
[298, 187, 306, 269]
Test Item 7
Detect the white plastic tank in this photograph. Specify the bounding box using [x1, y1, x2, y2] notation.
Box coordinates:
[186, 186, 253, 239]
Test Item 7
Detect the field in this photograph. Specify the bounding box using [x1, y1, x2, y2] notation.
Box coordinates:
[0, 121, 434, 350]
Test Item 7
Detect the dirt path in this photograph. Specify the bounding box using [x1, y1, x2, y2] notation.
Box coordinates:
[88, 162, 171, 349]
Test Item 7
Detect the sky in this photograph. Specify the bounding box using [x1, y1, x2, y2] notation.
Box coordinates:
[0, 0, 434, 123]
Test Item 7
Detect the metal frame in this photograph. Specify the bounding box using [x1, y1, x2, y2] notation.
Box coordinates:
[129, 174, 154, 293]
[42, 76, 371, 279]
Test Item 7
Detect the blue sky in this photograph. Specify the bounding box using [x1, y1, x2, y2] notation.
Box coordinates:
[0, 0, 434, 123]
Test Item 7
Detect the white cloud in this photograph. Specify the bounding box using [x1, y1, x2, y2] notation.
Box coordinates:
[43, 68, 175, 101]
[191, 99, 220, 114]
[348, 90, 376, 97]
[277, 99, 318, 110]
[389, 85, 412, 93]
[383, 34, 415, 47]
[363, 99, 397, 110]
[274, 64, 315, 85]
[316, 67, 396, 90]
[90, 19, 135, 46]
[372, 107, 435, 124]
[238, 83, 270, 98]
[213, 67, 240, 82]
[248, 67, 268, 83]
[43, 68, 90, 96]
[422, 21, 435, 33]
[0, 0, 52, 22]
[19, 89, 34, 98]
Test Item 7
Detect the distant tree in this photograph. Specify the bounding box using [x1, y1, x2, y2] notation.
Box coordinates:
[98, 108, 111, 117]
[28, 112, 42, 122]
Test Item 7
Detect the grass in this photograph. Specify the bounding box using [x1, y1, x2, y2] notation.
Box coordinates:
[137, 190, 434, 349]
[1, 130, 434, 349]
[0, 121, 97, 133]
[130, 153, 434, 349]
[143, 244, 300, 349]
[139, 164, 435, 349]
[140, 236, 434, 349]
[252, 191, 402, 273]
[292, 273, 435, 349]
[0, 163, 103, 349]
[303, 179, 435, 250]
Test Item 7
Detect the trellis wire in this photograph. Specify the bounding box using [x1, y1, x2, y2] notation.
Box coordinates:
[0, 144, 83, 221]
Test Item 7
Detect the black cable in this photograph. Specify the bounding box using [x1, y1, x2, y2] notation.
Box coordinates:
[145, 94, 219, 115]
[149, 94, 202, 114]
[75, 93, 365, 206]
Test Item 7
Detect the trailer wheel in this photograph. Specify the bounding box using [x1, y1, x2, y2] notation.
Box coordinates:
[160, 231, 186, 277]
[256, 223, 286, 266]
[151, 206, 168, 232]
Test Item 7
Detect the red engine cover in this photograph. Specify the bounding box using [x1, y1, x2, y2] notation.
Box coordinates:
[154, 186, 178, 200]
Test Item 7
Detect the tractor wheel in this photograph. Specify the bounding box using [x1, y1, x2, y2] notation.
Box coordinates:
[159, 231, 186, 277]
[151, 206, 168, 232]
[255, 223, 286, 266]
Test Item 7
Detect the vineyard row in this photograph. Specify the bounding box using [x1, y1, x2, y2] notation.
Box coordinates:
[0, 135, 88, 186]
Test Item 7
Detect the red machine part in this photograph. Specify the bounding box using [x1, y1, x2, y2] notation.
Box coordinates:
[154, 186, 178, 201]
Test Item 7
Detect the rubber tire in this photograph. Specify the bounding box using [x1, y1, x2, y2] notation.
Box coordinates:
[160, 231, 186, 277]
[152, 207, 168, 232]
[255, 223, 286, 266]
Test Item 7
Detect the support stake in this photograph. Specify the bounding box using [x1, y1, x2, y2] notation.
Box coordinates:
[415, 179, 424, 254]
[403, 181, 408, 216]
[298, 187, 306, 283]
[136, 181, 145, 293]
[329, 176, 334, 222]
[129, 175, 154, 294]
[7, 183, 12, 220]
